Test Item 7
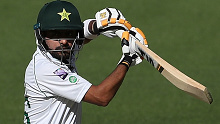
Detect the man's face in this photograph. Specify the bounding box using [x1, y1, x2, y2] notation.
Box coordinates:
[43, 30, 77, 61]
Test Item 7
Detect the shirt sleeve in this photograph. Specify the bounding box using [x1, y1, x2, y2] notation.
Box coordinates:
[35, 60, 92, 103]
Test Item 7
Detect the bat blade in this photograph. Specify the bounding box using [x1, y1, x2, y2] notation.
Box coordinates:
[135, 41, 213, 104]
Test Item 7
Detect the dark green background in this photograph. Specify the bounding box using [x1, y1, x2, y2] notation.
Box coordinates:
[1, 0, 219, 123]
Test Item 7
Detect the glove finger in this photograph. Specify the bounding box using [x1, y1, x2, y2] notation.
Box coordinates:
[106, 8, 125, 23]
[135, 28, 148, 46]
[107, 8, 132, 30]
[95, 8, 124, 28]
[96, 8, 132, 30]
[131, 56, 143, 66]
[131, 54, 138, 59]
[95, 9, 109, 28]
[121, 31, 130, 55]
[130, 27, 148, 46]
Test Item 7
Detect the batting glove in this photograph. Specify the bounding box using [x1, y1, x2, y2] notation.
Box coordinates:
[118, 31, 143, 69]
[95, 8, 132, 38]
[116, 27, 148, 64]
[129, 27, 148, 48]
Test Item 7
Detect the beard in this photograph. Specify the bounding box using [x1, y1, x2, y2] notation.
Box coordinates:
[50, 46, 72, 64]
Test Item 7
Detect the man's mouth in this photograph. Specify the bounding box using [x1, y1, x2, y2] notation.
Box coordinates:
[55, 46, 71, 50]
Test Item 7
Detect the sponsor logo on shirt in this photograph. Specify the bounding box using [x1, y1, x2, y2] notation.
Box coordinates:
[53, 68, 68, 80]
[69, 76, 78, 84]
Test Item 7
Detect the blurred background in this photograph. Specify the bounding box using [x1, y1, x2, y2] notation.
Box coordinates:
[0, 0, 219, 123]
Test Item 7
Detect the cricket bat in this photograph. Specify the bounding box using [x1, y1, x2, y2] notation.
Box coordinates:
[135, 41, 213, 104]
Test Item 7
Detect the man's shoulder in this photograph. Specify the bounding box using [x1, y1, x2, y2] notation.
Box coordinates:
[33, 53, 64, 74]
[30, 49, 72, 77]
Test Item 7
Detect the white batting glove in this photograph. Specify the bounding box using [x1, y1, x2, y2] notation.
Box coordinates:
[95, 8, 132, 38]
[129, 27, 148, 48]
[118, 31, 143, 68]
[116, 27, 148, 64]
[128, 27, 149, 65]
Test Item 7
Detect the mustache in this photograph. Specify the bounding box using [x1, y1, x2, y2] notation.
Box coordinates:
[55, 46, 72, 50]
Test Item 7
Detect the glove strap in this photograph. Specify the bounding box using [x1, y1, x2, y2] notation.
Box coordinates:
[118, 55, 132, 70]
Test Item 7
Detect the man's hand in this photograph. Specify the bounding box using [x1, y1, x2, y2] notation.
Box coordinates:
[95, 8, 132, 38]
[118, 31, 143, 69]
[129, 27, 148, 47]
[84, 7, 149, 44]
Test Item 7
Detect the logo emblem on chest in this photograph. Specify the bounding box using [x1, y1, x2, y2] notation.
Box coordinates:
[53, 68, 68, 80]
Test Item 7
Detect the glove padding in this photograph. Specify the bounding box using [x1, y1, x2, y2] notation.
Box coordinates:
[95, 8, 132, 38]
[129, 27, 148, 47]
[118, 31, 143, 68]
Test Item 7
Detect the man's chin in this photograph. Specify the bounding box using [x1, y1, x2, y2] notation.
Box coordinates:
[50, 52, 70, 62]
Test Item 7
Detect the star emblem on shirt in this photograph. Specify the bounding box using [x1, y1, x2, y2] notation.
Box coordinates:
[57, 8, 71, 21]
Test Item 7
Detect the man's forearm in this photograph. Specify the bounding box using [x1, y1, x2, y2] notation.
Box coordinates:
[83, 64, 128, 106]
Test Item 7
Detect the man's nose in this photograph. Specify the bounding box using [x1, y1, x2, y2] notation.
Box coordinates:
[60, 39, 68, 44]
